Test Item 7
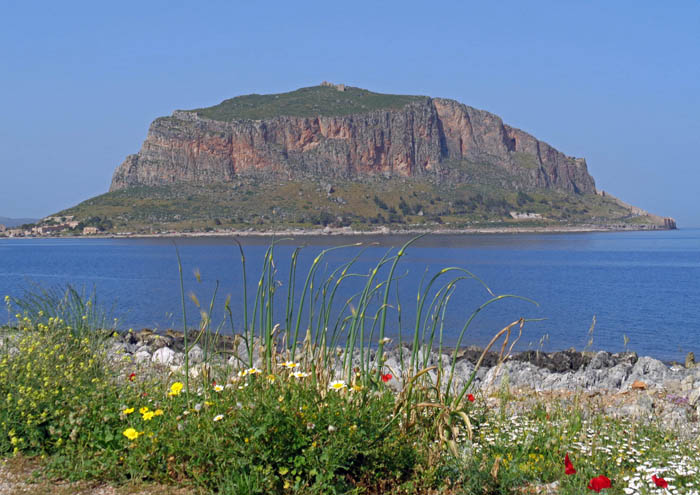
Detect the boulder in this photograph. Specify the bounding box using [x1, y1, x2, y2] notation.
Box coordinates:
[152, 347, 177, 365]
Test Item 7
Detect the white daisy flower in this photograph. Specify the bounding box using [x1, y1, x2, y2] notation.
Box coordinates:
[329, 380, 347, 391]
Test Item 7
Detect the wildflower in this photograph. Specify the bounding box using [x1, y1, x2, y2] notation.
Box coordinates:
[292, 371, 310, 379]
[351, 384, 363, 392]
[651, 475, 668, 488]
[328, 425, 336, 433]
[564, 454, 576, 475]
[381, 373, 392, 383]
[194, 403, 202, 412]
[329, 380, 347, 391]
[266, 374, 276, 383]
[306, 422, 315, 430]
[122, 407, 134, 415]
[379, 337, 391, 345]
[128, 373, 135, 382]
[154, 409, 163, 416]
[280, 361, 299, 369]
[213, 414, 224, 422]
[587, 475, 611, 492]
[122, 428, 140, 440]
[213, 384, 224, 392]
[247, 367, 262, 375]
[139, 406, 149, 414]
[142, 411, 155, 421]
[237, 369, 248, 378]
[467, 394, 475, 402]
[168, 382, 184, 396]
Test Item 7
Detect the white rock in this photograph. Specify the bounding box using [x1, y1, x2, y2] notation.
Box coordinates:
[152, 347, 176, 365]
[133, 350, 151, 364]
[688, 388, 700, 407]
[681, 375, 694, 391]
[188, 345, 204, 364]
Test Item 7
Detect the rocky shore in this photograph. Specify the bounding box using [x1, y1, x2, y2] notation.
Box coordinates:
[1, 221, 674, 240]
[113, 330, 700, 438]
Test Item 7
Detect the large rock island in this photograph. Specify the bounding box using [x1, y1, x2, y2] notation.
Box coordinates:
[44, 83, 674, 235]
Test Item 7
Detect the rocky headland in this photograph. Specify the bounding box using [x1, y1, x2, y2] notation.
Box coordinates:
[110, 86, 595, 196]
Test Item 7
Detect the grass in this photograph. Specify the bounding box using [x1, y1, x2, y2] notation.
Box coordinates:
[1, 243, 696, 494]
[189, 85, 427, 121]
[55, 176, 663, 234]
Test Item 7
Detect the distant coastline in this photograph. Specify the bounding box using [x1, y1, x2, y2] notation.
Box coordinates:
[0, 222, 677, 240]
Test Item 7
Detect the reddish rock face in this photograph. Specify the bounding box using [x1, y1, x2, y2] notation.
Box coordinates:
[110, 97, 596, 195]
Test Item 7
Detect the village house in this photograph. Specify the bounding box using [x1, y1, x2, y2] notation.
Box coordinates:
[0, 224, 6, 233]
[83, 226, 99, 235]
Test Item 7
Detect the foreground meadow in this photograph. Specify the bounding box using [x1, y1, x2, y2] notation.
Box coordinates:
[1, 314, 699, 494]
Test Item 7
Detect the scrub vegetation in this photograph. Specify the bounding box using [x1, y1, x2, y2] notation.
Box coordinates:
[190, 85, 427, 121]
[56, 177, 649, 234]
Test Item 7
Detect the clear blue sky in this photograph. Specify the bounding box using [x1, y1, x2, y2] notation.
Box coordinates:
[1, 1, 698, 225]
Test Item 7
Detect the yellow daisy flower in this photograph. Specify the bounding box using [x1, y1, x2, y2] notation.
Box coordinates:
[122, 428, 140, 440]
[168, 382, 184, 396]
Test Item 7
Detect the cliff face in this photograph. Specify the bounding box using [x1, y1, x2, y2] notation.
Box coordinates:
[110, 89, 596, 194]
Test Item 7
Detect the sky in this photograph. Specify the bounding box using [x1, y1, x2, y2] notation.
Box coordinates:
[1, 1, 698, 226]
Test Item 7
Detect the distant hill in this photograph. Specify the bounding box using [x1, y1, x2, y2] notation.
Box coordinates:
[0, 216, 37, 228]
[51, 83, 675, 234]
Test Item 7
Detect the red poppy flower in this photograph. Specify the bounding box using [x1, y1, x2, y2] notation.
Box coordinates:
[467, 394, 475, 402]
[128, 373, 136, 382]
[564, 453, 576, 475]
[587, 476, 611, 492]
[381, 373, 392, 383]
[651, 475, 668, 488]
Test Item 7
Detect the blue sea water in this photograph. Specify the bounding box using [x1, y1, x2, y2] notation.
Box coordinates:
[1, 229, 698, 362]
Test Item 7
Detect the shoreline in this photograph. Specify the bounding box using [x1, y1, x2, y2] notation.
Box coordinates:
[1, 222, 676, 240]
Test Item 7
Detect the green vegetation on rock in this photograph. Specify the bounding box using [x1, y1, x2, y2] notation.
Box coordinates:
[57, 176, 662, 234]
[190, 85, 427, 121]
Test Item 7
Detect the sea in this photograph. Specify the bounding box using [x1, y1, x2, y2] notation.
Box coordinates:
[1, 229, 699, 362]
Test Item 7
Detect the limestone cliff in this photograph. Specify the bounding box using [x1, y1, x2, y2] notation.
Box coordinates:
[110, 86, 596, 194]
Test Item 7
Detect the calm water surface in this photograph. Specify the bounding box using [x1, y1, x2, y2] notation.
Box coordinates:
[1, 230, 699, 361]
